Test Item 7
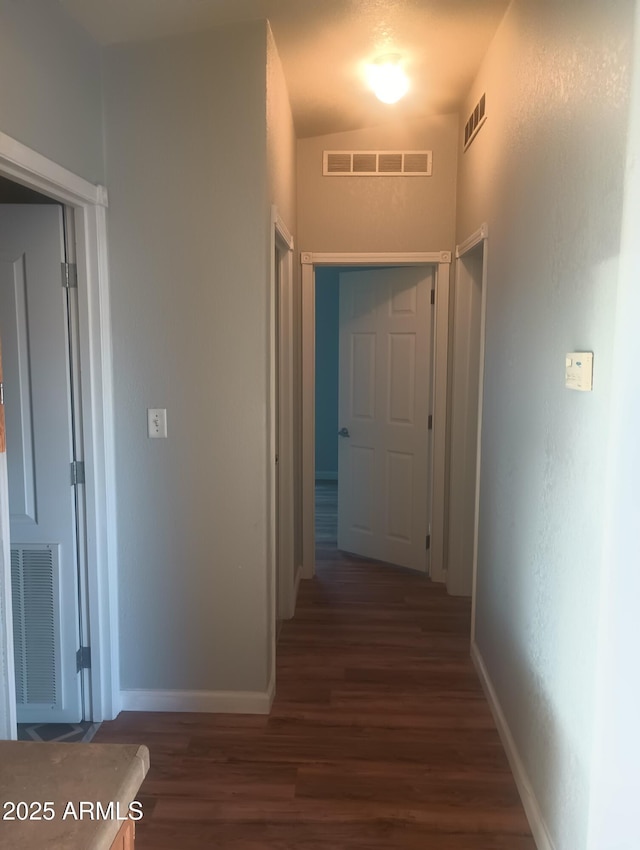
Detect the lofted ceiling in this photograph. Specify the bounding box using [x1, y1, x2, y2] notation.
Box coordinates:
[58, 0, 509, 138]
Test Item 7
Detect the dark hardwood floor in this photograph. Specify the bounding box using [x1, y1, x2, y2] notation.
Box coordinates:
[315, 479, 338, 544]
[95, 550, 535, 849]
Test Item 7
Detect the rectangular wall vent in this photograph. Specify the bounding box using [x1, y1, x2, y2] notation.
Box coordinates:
[464, 93, 487, 151]
[323, 150, 433, 176]
[11, 544, 61, 712]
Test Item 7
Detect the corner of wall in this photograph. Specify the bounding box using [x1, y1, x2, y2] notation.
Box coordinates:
[471, 641, 556, 850]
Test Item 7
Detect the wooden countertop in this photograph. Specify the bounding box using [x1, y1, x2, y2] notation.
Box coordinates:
[0, 741, 149, 849]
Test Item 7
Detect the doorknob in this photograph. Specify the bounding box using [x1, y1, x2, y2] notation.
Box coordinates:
[338, 427, 350, 438]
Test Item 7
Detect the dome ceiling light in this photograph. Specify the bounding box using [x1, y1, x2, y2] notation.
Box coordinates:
[366, 54, 410, 104]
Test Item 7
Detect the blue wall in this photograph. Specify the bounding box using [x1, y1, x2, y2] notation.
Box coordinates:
[315, 269, 339, 478]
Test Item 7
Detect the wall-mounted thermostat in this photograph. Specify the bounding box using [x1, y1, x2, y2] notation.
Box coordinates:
[565, 352, 593, 392]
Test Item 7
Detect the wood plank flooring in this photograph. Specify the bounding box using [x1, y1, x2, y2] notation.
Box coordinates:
[95, 552, 535, 849]
[315, 480, 338, 543]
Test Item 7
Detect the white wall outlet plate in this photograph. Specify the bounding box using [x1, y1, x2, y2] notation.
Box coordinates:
[147, 408, 168, 438]
[565, 352, 593, 392]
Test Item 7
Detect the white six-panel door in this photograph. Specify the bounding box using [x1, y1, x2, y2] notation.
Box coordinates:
[0, 205, 82, 723]
[337, 266, 433, 572]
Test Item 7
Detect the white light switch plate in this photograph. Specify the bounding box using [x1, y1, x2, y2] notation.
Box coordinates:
[147, 408, 167, 438]
[565, 352, 593, 392]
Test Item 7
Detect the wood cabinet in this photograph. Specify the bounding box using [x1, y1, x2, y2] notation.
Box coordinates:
[109, 819, 135, 850]
[0, 742, 149, 850]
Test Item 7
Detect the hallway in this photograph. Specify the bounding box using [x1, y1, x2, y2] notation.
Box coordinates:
[95, 554, 535, 849]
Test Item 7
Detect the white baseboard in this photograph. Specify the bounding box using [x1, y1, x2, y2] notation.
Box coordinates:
[471, 642, 555, 850]
[120, 679, 275, 715]
[315, 471, 338, 481]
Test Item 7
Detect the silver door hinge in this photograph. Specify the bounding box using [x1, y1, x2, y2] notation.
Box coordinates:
[61, 262, 78, 289]
[70, 460, 85, 485]
[426, 534, 431, 551]
[430, 289, 435, 306]
[76, 646, 91, 672]
[0, 382, 4, 405]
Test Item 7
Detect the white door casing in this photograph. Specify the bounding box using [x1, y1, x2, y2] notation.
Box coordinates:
[300, 251, 451, 583]
[449, 228, 488, 599]
[275, 228, 296, 619]
[0, 131, 118, 732]
[269, 207, 295, 700]
[0, 205, 82, 722]
[0, 337, 17, 739]
[337, 267, 433, 572]
[453, 223, 490, 637]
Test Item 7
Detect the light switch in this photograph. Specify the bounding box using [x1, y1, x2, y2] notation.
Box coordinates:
[565, 352, 593, 392]
[147, 408, 167, 438]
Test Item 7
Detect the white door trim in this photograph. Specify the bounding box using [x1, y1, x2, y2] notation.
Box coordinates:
[455, 223, 489, 259]
[269, 207, 295, 690]
[0, 130, 119, 728]
[455, 224, 489, 640]
[301, 251, 451, 583]
[0, 451, 15, 739]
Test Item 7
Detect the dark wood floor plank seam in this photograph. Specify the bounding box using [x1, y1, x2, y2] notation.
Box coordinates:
[94, 551, 535, 849]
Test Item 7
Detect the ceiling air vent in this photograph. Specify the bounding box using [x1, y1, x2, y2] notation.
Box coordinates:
[323, 150, 432, 176]
[464, 93, 487, 151]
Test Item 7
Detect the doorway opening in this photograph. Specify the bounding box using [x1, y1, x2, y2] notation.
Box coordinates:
[314, 268, 339, 554]
[301, 251, 452, 583]
[0, 132, 117, 740]
[448, 225, 488, 611]
[269, 206, 295, 689]
[314, 265, 434, 573]
[0, 181, 93, 736]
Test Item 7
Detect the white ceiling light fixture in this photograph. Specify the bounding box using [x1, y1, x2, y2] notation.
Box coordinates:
[366, 54, 410, 104]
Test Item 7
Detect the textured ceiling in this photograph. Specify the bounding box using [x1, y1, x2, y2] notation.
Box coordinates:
[59, 0, 509, 138]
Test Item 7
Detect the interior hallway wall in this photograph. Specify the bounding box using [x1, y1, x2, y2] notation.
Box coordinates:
[0, 0, 104, 738]
[0, 0, 104, 183]
[266, 21, 299, 628]
[297, 116, 458, 253]
[456, 1, 635, 847]
[103, 21, 275, 699]
[587, 4, 640, 845]
[267, 23, 296, 232]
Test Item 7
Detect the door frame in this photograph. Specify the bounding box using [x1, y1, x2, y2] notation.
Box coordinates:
[0, 339, 15, 738]
[0, 131, 118, 734]
[453, 224, 489, 639]
[269, 207, 296, 681]
[301, 251, 451, 582]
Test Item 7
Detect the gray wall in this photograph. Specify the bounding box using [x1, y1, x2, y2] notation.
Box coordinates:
[0, 0, 103, 740]
[103, 21, 274, 694]
[314, 270, 339, 478]
[587, 7, 640, 846]
[267, 24, 296, 234]
[456, 1, 634, 847]
[0, 0, 104, 183]
[266, 20, 298, 645]
[297, 116, 458, 253]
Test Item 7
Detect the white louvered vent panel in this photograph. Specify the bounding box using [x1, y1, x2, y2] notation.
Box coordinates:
[10, 549, 26, 704]
[378, 153, 403, 173]
[403, 152, 431, 173]
[352, 153, 377, 173]
[464, 93, 487, 151]
[10, 545, 60, 707]
[323, 151, 432, 176]
[326, 152, 352, 173]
